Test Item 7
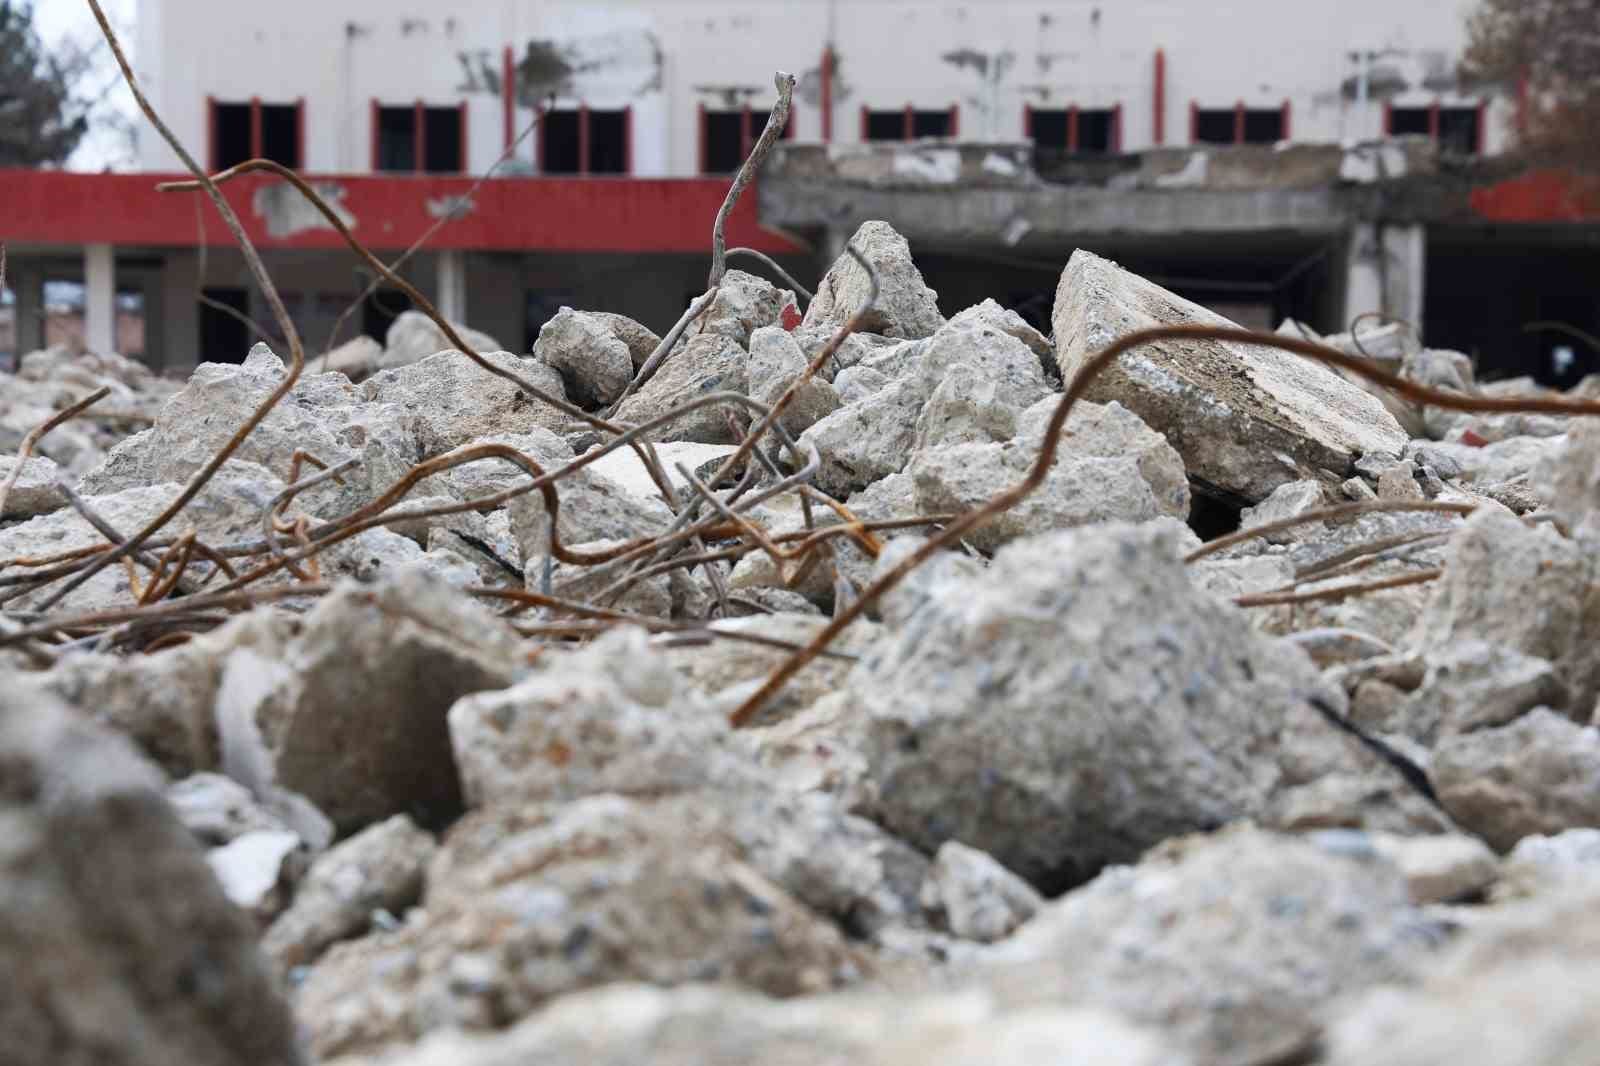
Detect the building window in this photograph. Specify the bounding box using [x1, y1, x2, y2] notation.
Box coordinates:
[1026, 106, 1122, 153]
[537, 106, 632, 175]
[1386, 103, 1482, 155]
[372, 101, 467, 173]
[1191, 102, 1291, 145]
[699, 106, 794, 174]
[861, 106, 960, 142]
[209, 98, 304, 171]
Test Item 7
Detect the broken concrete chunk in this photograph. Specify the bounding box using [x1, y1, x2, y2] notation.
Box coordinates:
[1497, 829, 1600, 900]
[694, 269, 796, 348]
[380, 310, 501, 371]
[320, 334, 382, 381]
[613, 333, 749, 444]
[921, 841, 1043, 943]
[804, 221, 945, 340]
[909, 400, 1188, 553]
[1416, 507, 1600, 712]
[506, 461, 672, 566]
[983, 824, 1431, 1066]
[590, 311, 661, 369]
[166, 772, 296, 846]
[1432, 709, 1600, 852]
[835, 521, 1356, 889]
[0, 692, 300, 1066]
[747, 324, 841, 434]
[1053, 249, 1408, 502]
[240, 568, 523, 833]
[1367, 832, 1499, 904]
[261, 813, 435, 975]
[295, 794, 863, 1060]
[533, 307, 635, 408]
[0, 454, 66, 518]
[946, 298, 1056, 379]
[358, 346, 576, 452]
[449, 628, 734, 808]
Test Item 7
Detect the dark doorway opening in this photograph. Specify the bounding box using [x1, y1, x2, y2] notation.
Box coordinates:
[199, 288, 250, 364]
[363, 288, 413, 346]
[212, 103, 253, 171]
[1193, 108, 1236, 144]
[1425, 232, 1600, 387]
[260, 103, 300, 168]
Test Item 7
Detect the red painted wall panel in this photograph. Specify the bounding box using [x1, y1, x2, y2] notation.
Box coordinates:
[0, 170, 802, 254]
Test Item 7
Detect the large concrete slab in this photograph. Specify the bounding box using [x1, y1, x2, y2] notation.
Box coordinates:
[1052, 249, 1408, 502]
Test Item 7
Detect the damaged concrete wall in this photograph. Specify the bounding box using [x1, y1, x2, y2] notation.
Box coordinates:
[140, 0, 1510, 181]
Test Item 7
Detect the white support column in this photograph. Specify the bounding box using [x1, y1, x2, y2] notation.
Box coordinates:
[84, 243, 116, 355]
[1341, 223, 1425, 331]
[437, 250, 467, 325]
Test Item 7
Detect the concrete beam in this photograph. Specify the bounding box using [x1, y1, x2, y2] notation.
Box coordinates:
[84, 243, 115, 355]
[1342, 223, 1425, 328]
[161, 250, 201, 371]
[762, 182, 1351, 248]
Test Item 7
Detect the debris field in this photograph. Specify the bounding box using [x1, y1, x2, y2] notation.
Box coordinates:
[11, 29, 1600, 1064]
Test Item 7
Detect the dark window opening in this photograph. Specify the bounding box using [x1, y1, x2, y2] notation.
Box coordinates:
[701, 108, 792, 173]
[539, 108, 630, 175]
[1193, 109, 1236, 144]
[1077, 109, 1115, 152]
[212, 99, 301, 171]
[1438, 107, 1481, 155]
[199, 288, 250, 365]
[376, 106, 416, 172]
[1389, 107, 1432, 137]
[588, 109, 628, 174]
[702, 111, 746, 173]
[259, 104, 300, 168]
[363, 288, 413, 346]
[864, 109, 907, 141]
[423, 107, 464, 172]
[212, 103, 253, 170]
[1029, 110, 1070, 149]
[911, 109, 951, 138]
[540, 110, 582, 174]
[1242, 108, 1284, 144]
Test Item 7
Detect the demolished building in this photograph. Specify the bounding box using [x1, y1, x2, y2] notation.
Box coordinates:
[2, 0, 1596, 382]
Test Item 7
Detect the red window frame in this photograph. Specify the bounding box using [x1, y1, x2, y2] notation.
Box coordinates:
[1023, 104, 1125, 152]
[859, 104, 961, 141]
[369, 99, 470, 174]
[532, 104, 635, 176]
[1382, 99, 1486, 155]
[1188, 99, 1292, 145]
[207, 96, 305, 172]
[696, 103, 795, 174]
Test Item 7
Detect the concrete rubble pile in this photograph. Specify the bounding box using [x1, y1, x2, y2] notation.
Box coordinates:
[7, 220, 1600, 1066]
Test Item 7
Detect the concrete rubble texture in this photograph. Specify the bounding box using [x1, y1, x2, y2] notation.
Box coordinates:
[10, 218, 1600, 1063]
[0, 690, 300, 1066]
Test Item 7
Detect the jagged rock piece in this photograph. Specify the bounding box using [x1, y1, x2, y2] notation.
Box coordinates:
[804, 221, 945, 340]
[1052, 249, 1408, 501]
[449, 629, 733, 808]
[694, 269, 795, 347]
[1416, 507, 1600, 712]
[921, 841, 1043, 943]
[909, 398, 1189, 552]
[295, 794, 864, 1060]
[0, 692, 300, 1066]
[380, 310, 501, 370]
[1432, 709, 1600, 852]
[262, 814, 435, 975]
[238, 568, 524, 833]
[835, 521, 1374, 888]
[166, 772, 296, 846]
[613, 334, 749, 444]
[983, 825, 1431, 1066]
[0, 454, 66, 517]
[533, 307, 635, 407]
[358, 347, 575, 452]
[591, 311, 661, 369]
[747, 325, 840, 434]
